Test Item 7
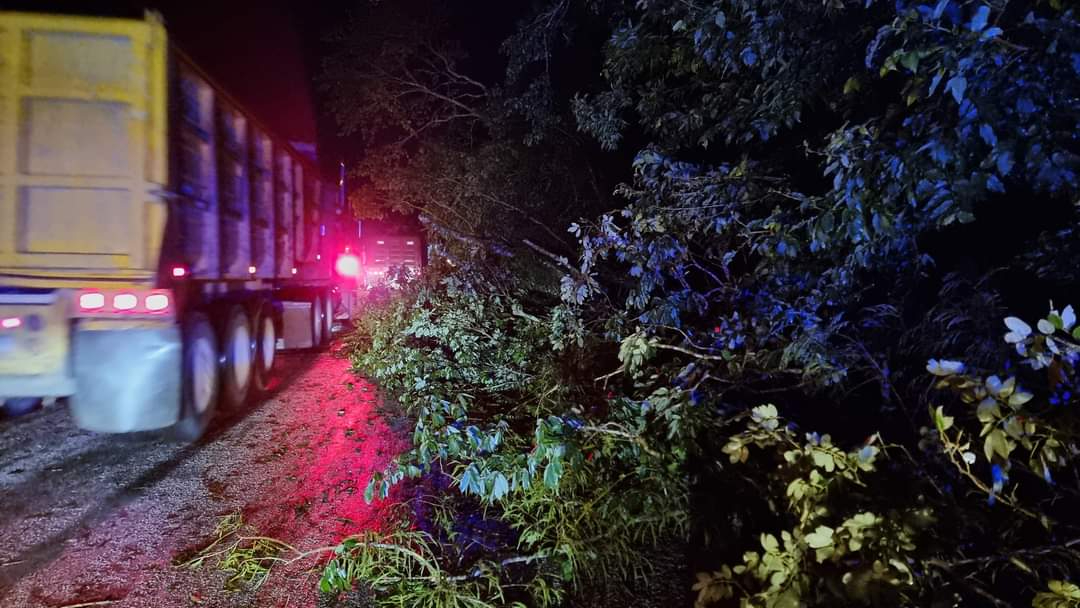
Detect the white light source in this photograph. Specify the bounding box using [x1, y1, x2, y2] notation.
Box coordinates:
[79, 292, 105, 310]
[335, 253, 361, 278]
[145, 294, 170, 311]
[113, 294, 138, 310]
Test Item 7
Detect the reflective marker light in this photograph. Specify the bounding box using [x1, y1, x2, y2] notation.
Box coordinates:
[172, 266, 187, 278]
[113, 293, 138, 310]
[145, 294, 170, 312]
[1, 317, 21, 329]
[316, 254, 321, 260]
[79, 292, 105, 310]
[335, 253, 361, 278]
[406, 240, 415, 245]
[376, 240, 385, 245]
[248, 265, 257, 274]
[291, 267, 297, 274]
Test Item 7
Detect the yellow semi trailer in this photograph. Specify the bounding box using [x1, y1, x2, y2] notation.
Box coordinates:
[0, 11, 340, 438]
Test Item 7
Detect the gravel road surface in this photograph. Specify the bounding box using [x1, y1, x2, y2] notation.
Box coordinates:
[0, 349, 405, 608]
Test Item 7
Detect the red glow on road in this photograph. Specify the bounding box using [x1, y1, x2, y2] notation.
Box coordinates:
[244, 353, 408, 543]
[3, 352, 407, 608]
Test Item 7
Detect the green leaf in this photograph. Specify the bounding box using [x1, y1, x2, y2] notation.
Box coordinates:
[1050, 580, 1080, 599]
[561, 558, 574, 581]
[899, 51, 920, 73]
[1009, 556, 1034, 575]
[976, 398, 1000, 423]
[491, 472, 510, 501]
[946, 76, 967, 103]
[772, 590, 800, 608]
[543, 459, 563, 489]
[805, 525, 835, 549]
[459, 465, 480, 495]
[811, 450, 836, 472]
[1008, 389, 1034, 408]
[751, 404, 780, 430]
[933, 405, 954, 432]
[984, 429, 1011, 462]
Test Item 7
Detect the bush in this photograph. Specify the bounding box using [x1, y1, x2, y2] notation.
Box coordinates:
[195, 1, 1080, 606]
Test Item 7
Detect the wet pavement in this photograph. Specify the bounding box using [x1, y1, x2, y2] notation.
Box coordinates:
[0, 348, 406, 608]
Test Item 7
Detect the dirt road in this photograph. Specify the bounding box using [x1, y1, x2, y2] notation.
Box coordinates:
[0, 349, 406, 608]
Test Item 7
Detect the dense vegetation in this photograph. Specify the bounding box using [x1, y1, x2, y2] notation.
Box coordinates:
[208, 1, 1080, 606]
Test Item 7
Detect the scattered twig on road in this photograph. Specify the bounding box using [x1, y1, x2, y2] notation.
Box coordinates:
[56, 601, 116, 608]
[0, 559, 25, 567]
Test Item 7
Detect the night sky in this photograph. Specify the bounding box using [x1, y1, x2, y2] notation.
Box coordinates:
[4, 1, 528, 179]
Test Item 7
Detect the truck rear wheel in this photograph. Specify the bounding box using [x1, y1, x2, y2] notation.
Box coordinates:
[220, 305, 254, 409]
[252, 302, 276, 395]
[172, 312, 219, 441]
[322, 293, 334, 345]
[2, 398, 41, 417]
[311, 294, 324, 348]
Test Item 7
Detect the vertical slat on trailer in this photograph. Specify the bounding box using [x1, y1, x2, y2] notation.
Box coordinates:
[216, 103, 251, 279]
[274, 150, 293, 277]
[292, 162, 304, 265]
[176, 66, 219, 279]
[249, 129, 274, 279]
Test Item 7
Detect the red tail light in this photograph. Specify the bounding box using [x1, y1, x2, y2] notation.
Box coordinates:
[75, 289, 173, 317]
[171, 266, 188, 278]
[1, 317, 21, 329]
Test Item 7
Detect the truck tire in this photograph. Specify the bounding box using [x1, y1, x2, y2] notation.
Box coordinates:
[322, 292, 334, 345]
[220, 305, 254, 409]
[2, 398, 41, 417]
[172, 312, 219, 441]
[311, 294, 324, 348]
[252, 302, 276, 395]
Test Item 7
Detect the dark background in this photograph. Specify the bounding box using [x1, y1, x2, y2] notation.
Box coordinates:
[1, 1, 527, 182]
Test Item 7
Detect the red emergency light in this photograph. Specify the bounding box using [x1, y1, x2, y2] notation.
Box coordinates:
[335, 253, 361, 278]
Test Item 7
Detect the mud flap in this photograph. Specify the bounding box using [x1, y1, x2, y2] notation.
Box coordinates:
[69, 322, 182, 432]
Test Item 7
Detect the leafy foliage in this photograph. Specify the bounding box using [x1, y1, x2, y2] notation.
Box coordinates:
[308, 0, 1080, 606]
